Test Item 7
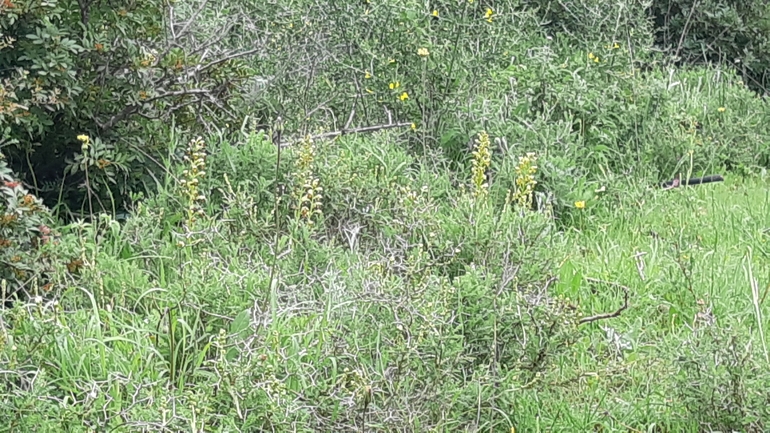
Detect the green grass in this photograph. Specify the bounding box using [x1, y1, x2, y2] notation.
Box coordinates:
[546, 175, 770, 431]
[3, 143, 769, 432]
[4, 0, 770, 431]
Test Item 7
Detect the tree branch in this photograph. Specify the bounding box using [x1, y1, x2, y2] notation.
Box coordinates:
[578, 277, 630, 325]
[278, 121, 413, 148]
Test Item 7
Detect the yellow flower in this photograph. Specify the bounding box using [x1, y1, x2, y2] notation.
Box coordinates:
[485, 8, 493, 22]
[432, 10, 439, 17]
[76, 134, 90, 143]
[365, 88, 373, 94]
[411, 122, 416, 130]
[472, 131, 492, 200]
[613, 42, 620, 49]
[575, 201, 586, 209]
[417, 47, 429, 57]
[389, 81, 399, 89]
[717, 107, 726, 112]
[588, 52, 595, 60]
[365, 71, 371, 79]
[399, 92, 409, 101]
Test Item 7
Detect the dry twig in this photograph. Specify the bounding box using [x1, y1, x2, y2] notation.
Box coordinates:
[578, 277, 630, 325]
[278, 121, 413, 148]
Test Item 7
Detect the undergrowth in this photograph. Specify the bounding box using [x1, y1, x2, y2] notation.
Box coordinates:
[1, 0, 770, 431]
[1, 126, 769, 431]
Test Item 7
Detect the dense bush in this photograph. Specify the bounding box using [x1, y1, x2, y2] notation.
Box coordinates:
[519, 0, 770, 93]
[0, 0, 259, 216]
[2, 0, 767, 220]
[0, 151, 55, 303]
[649, 0, 770, 93]
[233, 1, 552, 156]
[521, 0, 655, 52]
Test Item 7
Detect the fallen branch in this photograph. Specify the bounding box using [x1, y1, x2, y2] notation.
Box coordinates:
[578, 277, 630, 325]
[277, 121, 413, 148]
[661, 174, 724, 190]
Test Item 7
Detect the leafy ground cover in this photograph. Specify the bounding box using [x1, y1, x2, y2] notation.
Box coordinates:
[2, 1, 770, 431]
[2, 131, 768, 432]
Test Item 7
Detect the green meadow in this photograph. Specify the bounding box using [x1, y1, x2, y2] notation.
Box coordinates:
[2, 0, 770, 431]
[3, 133, 769, 431]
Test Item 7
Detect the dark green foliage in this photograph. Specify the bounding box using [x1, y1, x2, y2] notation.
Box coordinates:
[0, 152, 55, 302]
[0, 0, 256, 217]
[649, 0, 770, 93]
[1, 0, 163, 214]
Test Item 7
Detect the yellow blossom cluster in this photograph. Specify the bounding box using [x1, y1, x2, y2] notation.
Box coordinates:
[510, 152, 538, 209]
[291, 136, 323, 226]
[471, 131, 492, 200]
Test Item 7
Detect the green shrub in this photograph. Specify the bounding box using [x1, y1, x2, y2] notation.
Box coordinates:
[0, 151, 55, 302]
[201, 130, 288, 233]
[452, 45, 769, 219]
[649, 0, 770, 93]
[521, 0, 655, 52]
[673, 325, 770, 432]
[236, 0, 551, 157]
[0, 0, 258, 216]
[645, 68, 770, 176]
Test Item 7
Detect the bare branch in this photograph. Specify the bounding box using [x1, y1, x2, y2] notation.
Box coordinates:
[98, 88, 217, 133]
[197, 47, 265, 74]
[578, 277, 630, 325]
[279, 121, 413, 148]
[174, 0, 211, 42]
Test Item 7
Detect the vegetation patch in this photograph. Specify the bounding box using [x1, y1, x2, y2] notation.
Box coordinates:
[1, 0, 769, 431]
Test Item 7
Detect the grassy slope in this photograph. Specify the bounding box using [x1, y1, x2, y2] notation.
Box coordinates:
[545, 175, 770, 430]
[3, 160, 769, 431]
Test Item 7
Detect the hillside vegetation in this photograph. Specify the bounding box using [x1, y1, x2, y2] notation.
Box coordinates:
[1, 0, 770, 431]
